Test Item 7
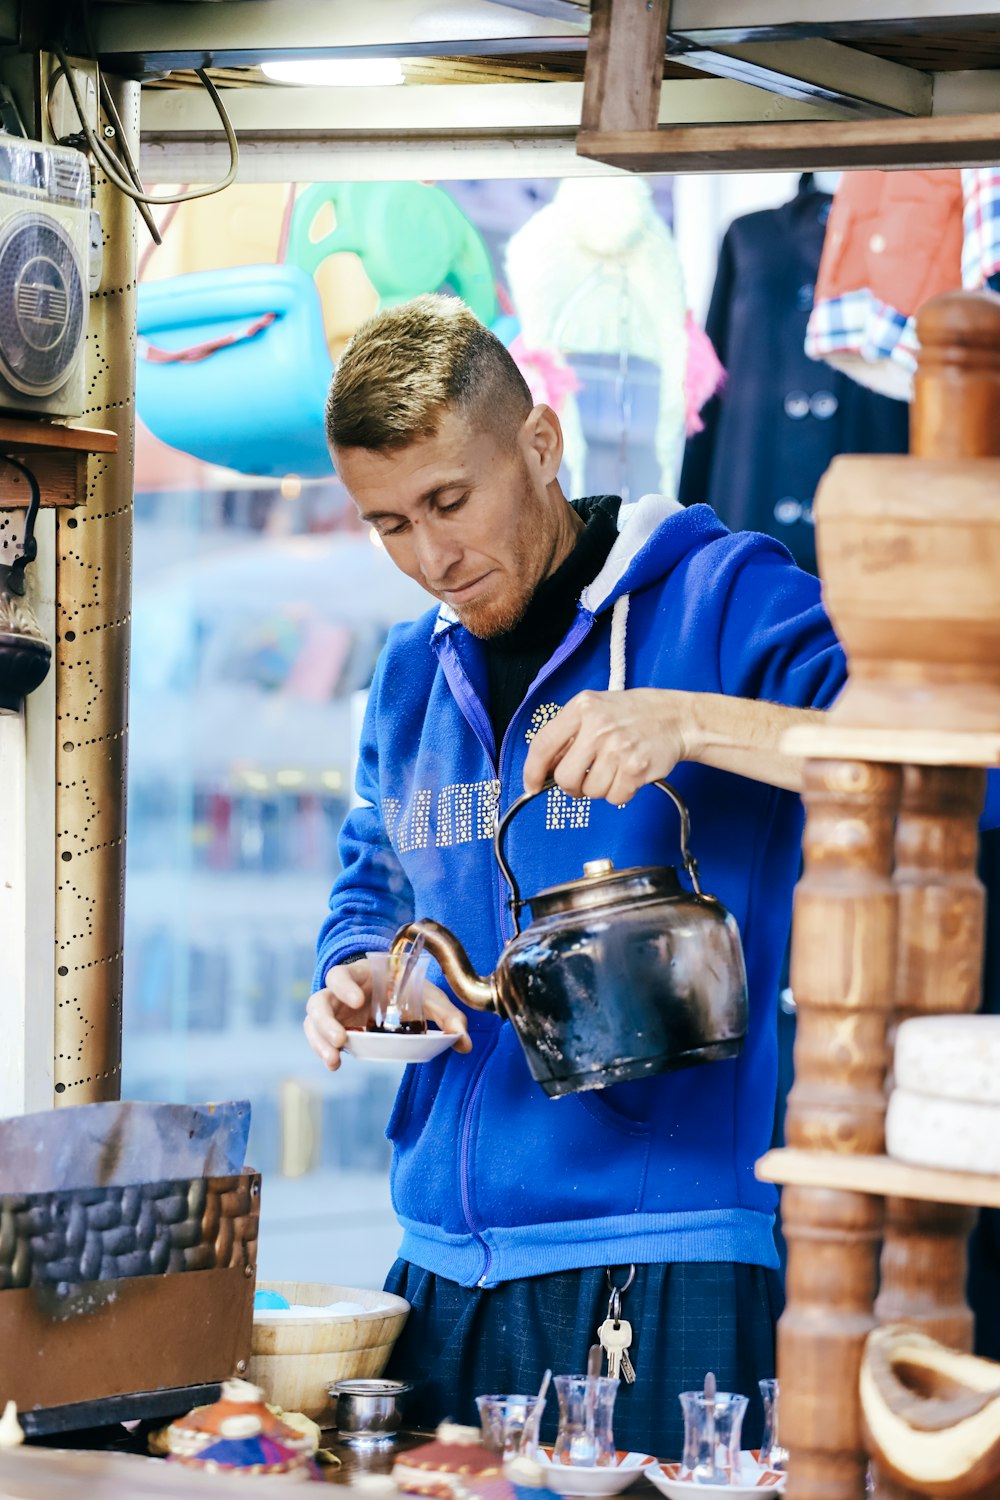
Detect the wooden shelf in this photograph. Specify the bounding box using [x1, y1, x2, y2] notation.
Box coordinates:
[0, 418, 119, 510]
[757, 1147, 1000, 1210]
[780, 723, 1000, 768]
[0, 417, 117, 455]
[576, 112, 1000, 175]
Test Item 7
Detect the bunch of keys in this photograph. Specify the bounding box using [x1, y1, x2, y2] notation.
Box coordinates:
[597, 1271, 636, 1384]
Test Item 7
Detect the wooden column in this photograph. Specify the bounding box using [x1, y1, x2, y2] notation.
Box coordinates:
[871, 768, 987, 1500]
[781, 1186, 883, 1500]
[910, 292, 1000, 463]
[766, 291, 1000, 1500]
[869, 295, 1000, 1384]
[780, 760, 901, 1500]
[785, 760, 901, 1157]
[876, 767, 987, 1350]
[581, 0, 667, 134]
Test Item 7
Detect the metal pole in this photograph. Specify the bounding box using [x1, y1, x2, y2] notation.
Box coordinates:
[53, 75, 137, 1103]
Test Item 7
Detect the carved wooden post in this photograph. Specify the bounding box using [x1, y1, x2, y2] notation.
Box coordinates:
[876, 767, 987, 1352]
[780, 760, 901, 1500]
[870, 296, 1000, 1392]
[785, 761, 901, 1158]
[768, 291, 1000, 1500]
[781, 1187, 883, 1500]
[910, 292, 1000, 463]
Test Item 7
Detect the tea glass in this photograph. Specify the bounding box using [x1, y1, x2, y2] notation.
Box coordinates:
[678, 1389, 748, 1484]
[757, 1378, 789, 1472]
[553, 1374, 619, 1468]
[366, 950, 430, 1034]
[476, 1394, 546, 1461]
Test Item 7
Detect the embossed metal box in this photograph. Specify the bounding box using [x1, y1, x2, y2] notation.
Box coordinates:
[0, 1169, 259, 1424]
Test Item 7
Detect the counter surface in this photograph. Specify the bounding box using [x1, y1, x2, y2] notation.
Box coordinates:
[320, 1430, 658, 1492]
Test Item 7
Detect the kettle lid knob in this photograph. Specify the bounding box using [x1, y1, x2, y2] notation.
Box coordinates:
[583, 858, 615, 879]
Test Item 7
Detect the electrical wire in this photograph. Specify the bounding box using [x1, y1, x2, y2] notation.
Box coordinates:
[44, 61, 160, 241]
[2, 456, 42, 597]
[95, 70, 162, 243]
[51, 45, 239, 210]
[137, 195, 186, 280]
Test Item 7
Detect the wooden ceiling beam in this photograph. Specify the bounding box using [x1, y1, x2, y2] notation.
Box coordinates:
[581, 0, 667, 133]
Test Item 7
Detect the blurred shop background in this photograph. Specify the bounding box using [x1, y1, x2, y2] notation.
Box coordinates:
[122, 169, 912, 1284]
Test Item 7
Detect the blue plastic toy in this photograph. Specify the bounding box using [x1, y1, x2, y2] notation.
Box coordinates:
[254, 1288, 291, 1311]
[136, 264, 335, 479]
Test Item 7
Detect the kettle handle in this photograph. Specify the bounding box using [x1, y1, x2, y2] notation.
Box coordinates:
[494, 778, 704, 934]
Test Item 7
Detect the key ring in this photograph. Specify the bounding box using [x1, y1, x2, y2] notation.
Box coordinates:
[605, 1265, 636, 1296]
[605, 1265, 635, 1327]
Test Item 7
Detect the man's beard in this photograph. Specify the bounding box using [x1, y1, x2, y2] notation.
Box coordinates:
[448, 477, 549, 639]
[456, 576, 536, 638]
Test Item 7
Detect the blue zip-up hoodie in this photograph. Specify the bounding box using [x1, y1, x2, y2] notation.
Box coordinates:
[315, 497, 848, 1288]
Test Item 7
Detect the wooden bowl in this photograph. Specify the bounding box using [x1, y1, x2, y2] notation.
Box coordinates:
[815, 454, 1000, 731]
[248, 1280, 410, 1422]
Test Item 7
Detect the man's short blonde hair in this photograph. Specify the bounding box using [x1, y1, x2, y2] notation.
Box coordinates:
[326, 294, 532, 453]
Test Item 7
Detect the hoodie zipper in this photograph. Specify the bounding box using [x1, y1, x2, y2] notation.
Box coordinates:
[437, 605, 596, 1287]
[457, 1033, 497, 1286]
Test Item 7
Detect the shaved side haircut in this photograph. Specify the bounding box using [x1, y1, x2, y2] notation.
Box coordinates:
[326, 294, 533, 454]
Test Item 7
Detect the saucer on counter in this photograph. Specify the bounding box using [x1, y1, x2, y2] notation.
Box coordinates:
[343, 1028, 459, 1063]
[646, 1452, 785, 1499]
[535, 1449, 657, 1497]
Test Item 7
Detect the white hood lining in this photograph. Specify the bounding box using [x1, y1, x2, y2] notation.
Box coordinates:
[581, 492, 684, 615]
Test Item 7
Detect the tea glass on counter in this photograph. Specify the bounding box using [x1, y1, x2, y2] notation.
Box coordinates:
[366, 950, 430, 1034]
[477, 1393, 546, 1460]
[552, 1374, 619, 1467]
[678, 1389, 748, 1484]
[757, 1378, 788, 1472]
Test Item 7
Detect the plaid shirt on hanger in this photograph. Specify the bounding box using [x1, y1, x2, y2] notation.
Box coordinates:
[806, 168, 1000, 388]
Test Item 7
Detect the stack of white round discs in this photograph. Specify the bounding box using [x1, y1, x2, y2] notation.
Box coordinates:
[887, 1015, 1000, 1174]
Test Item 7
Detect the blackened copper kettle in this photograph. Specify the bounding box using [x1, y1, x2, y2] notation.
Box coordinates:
[391, 779, 749, 1098]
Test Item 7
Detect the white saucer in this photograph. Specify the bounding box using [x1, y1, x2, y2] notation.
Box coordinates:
[535, 1449, 657, 1496]
[646, 1452, 785, 1499]
[343, 1029, 459, 1063]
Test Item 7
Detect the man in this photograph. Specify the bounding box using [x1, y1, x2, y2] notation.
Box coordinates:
[305, 294, 844, 1456]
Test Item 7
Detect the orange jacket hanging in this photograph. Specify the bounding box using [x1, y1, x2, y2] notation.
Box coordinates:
[805, 169, 964, 399]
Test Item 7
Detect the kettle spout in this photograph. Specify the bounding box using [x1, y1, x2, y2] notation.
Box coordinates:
[391, 920, 497, 1012]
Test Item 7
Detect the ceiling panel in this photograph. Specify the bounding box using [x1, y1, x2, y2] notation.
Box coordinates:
[853, 30, 1000, 68]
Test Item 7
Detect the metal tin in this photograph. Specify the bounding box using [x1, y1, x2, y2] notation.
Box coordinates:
[330, 1378, 412, 1445]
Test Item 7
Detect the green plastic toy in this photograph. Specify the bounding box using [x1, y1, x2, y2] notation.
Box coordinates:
[285, 182, 499, 326]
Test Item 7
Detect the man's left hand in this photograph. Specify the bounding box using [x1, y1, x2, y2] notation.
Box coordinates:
[523, 689, 691, 805]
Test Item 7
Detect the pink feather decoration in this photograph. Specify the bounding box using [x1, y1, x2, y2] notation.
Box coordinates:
[509, 333, 582, 414]
[683, 311, 726, 436]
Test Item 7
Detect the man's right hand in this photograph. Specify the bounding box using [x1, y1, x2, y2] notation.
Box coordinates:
[304, 957, 473, 1072]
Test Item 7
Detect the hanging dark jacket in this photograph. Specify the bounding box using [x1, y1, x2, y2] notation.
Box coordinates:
[678, 177, 910, 574]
